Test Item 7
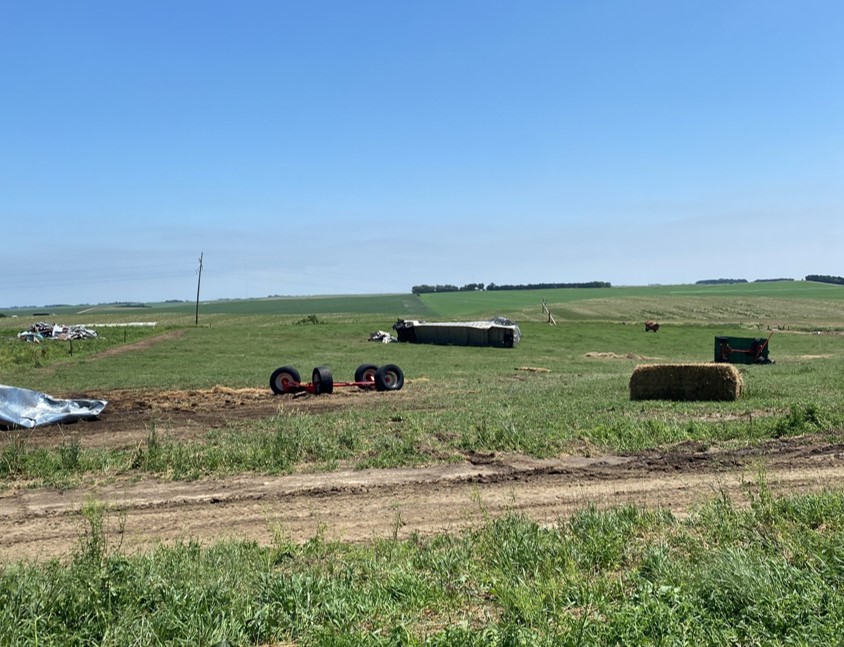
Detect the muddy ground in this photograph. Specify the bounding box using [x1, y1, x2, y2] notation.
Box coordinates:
[2, 386, 844, 563]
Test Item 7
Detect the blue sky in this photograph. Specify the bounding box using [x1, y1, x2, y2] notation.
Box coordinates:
[2, 1, 842, 307]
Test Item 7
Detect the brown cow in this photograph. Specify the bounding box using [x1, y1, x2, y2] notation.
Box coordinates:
[645, 320, 660, 332]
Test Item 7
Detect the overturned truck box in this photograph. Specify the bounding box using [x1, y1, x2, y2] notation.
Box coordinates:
[392, 317, 521, 348]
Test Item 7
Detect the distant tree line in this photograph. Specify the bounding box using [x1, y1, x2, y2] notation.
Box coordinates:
[806, 274, 844, 286]
[485, 281, 611, 291]
[699, 278, 803, 285]
[695, 278, 749, 285]
[411, 281, 610, 295]
[411, 284, 484, 295]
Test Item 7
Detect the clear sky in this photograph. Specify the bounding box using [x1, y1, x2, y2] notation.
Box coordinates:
[2, 1, 842, 307]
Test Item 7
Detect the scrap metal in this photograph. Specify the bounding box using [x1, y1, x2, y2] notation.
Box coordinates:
[0, 384, 107, 429]
[17, 321, 98, 342]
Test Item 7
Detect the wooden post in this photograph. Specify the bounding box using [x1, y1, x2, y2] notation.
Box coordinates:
[541, 299, 556, 325]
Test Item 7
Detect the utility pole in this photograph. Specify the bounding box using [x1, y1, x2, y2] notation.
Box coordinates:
[195, 252, 203, 325]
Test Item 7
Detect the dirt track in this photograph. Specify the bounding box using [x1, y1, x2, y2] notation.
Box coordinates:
[2, 387, 844, 563]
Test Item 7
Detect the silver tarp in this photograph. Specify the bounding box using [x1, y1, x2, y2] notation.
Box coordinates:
[0, 385, 107, 429]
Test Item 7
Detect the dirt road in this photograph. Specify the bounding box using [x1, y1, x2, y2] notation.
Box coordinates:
[2, 387, 843, 563]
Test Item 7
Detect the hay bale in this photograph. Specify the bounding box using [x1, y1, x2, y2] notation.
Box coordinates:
[629, 363, 743, 401]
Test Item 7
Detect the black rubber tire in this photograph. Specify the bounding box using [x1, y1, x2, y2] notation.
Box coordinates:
[312, 366, 334, 395]
[354, 363, 378, 387]
[270, 366, 301, 395]
[375, 364, 404, 391]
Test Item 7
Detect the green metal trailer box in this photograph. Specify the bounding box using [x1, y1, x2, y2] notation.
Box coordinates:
[714, 336, 772, 364]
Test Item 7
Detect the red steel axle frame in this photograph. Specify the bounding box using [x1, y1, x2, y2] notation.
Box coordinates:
[270, 364, 404, 396]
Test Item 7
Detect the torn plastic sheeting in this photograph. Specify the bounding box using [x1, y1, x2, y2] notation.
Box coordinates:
[0, 385, 107, 429]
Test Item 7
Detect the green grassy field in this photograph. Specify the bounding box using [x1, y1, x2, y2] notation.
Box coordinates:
[1, 283, 843, 479]
[1, 283, 843, 644]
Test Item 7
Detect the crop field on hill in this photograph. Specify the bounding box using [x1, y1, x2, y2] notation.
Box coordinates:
[1, 282, 843, 644]
[6, 279, 844, 321]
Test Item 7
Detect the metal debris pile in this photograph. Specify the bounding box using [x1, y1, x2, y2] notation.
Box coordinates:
[17, 321, 99, 342]
[368, 330, 397, 343]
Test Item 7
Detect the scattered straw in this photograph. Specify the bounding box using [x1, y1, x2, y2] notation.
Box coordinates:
[585, 352, 652, 360]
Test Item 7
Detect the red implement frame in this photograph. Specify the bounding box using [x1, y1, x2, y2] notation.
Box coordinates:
[717, 330, 774, 363]
[270, 364, 404, 396]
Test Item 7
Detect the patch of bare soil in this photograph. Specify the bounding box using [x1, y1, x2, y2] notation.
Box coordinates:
[22, 386, 405, 450]
[2, 386, 844, 563]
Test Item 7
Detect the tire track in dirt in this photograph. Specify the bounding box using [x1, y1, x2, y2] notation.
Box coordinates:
[2, 437, 843, 563]
[92, 329, 185, 358]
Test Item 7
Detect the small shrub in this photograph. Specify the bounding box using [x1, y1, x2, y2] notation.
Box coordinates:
[294, 314, 321, 325]
[774, 404, 825, 437]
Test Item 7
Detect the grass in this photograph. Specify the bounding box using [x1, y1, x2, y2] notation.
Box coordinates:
[1, 314, 843, 486]
[3, 482, 844, 644]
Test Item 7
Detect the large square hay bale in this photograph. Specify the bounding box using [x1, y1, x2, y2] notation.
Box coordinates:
[629, 363, 743, 401]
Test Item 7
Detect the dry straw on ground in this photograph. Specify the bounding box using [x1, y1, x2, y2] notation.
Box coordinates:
[629, 363, 744, 401]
